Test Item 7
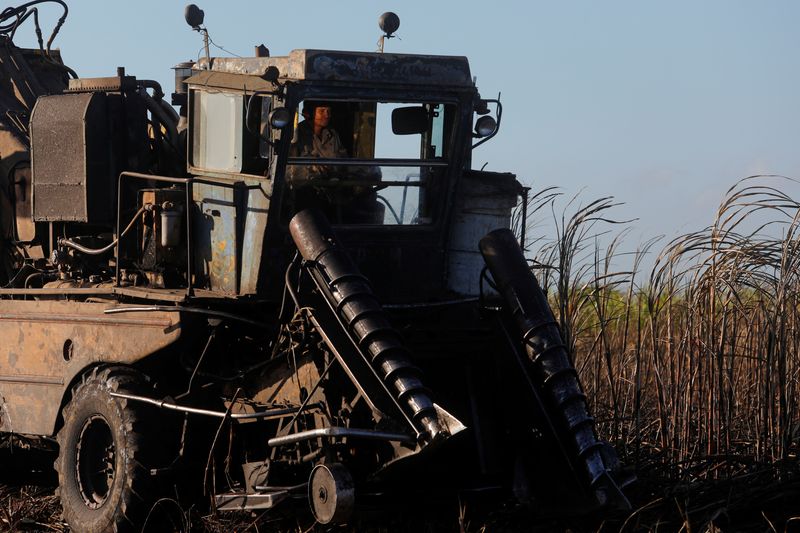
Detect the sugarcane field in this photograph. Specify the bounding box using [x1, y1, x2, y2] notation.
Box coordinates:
[1, 2, 800, 532]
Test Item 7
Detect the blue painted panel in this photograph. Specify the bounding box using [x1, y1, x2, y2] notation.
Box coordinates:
[193, 182, 239, 294]
[240, 178, 272, 295]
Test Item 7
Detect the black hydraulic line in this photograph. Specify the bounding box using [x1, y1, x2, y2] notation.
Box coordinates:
[1, 1, 76, 78]
[23, 271, 43, 288]
[138, 79, 165, 100]
[0, 1, 66, 41]
[58, 205, 146, 256]
[138, 87, 178, 150]
[282, 253, 302, 313]
[6, 7, 35, 43]
[375, 195, 402, 224]
[158, 98, 180, 124]
[289, 209, 446, 444]
[479, 228, 630, 511]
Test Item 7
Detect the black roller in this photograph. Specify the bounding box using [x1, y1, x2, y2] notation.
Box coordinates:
[290, 209, 445, 444]
[480, 228, 630, 511]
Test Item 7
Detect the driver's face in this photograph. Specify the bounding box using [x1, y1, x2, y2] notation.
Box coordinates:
[313, 106, 332, 128]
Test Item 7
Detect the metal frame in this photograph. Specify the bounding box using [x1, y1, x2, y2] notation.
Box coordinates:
[115, 171, 194, 296]
[109, 391, 317, 421]
[268, 427, 413, 447]
[114, 171, 251, 298]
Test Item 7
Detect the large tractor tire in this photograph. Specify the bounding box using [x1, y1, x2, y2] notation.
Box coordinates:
[55, 366, 159, 533]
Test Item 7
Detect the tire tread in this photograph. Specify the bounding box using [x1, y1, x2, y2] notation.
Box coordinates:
[55, 366, 159, 533]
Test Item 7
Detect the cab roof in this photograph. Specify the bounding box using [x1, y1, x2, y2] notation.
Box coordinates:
[195, 49, 474, 88]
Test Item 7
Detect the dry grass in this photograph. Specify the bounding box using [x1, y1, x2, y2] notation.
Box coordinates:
[0, 485, 64, 532]
[520, 175, 800, 530]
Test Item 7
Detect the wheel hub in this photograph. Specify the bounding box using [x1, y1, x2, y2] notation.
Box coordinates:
[308, 463, 354, 525]
[75, 415, 115, 509]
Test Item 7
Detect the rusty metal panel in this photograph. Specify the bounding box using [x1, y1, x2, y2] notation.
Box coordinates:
[6, 46, 68, 100]
[239, 177, 271, 294]
[0, 42, 68, 245]
[184, 69, 279, 92]
[287, 50, 473, 87]
[66, 75, 137, 93]
[0, 42, 66, 116]
[194, 51, 473, 88]
[447, 171, 521, 297]
[11, 165, 34, 242]
[193, 181, 240, 294]
[0, 300, 181, 436]
[30, 92, 113, 222]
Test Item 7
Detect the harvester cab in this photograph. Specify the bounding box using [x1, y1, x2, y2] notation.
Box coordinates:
[171, 43, 510, 304]
[0, 4, 632, 531]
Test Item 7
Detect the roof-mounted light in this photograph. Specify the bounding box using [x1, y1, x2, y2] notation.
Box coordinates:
[377, 12, 400, 53]
[184, 4, 204, 29]
[474, 116, 497, 138]
[269, 107, 291, 129]
[379, 12, 400, 36]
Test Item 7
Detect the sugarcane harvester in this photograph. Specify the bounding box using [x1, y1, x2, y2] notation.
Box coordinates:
[0, 3, 631, 531]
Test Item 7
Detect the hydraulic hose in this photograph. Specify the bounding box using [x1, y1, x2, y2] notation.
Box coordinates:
[138, 79, 165, 100]
[138, 87, 178, 150]
[58, 205, 146, 256]
[139, 80, 180, 125]
[1, 1, 76, 78]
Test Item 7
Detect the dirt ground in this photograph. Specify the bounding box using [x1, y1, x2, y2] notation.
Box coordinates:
[2, 445, 800, 532]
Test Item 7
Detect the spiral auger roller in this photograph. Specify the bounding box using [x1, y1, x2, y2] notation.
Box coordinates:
[479, 228, 631, 511]
[289, 209, 447, 445]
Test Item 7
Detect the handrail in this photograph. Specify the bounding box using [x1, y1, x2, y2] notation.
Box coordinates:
[286, 157, 448, 167]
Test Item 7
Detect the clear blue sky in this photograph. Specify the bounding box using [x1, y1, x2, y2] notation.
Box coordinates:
[16, 0, 800, 249]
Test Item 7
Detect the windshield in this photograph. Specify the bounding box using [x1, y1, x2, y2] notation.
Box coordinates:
[284, 100, 456, 225]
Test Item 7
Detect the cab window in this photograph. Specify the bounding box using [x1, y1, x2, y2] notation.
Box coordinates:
[189, 89, 269, 176]
[285, 100, 455, 226]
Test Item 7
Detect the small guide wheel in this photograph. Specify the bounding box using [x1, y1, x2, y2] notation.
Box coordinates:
[308, 462, 355, 524]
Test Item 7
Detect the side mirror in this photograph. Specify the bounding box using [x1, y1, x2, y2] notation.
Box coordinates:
[391, 106, 428, 135]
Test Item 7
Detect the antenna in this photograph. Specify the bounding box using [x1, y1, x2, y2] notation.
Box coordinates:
[184, 4, 211, 69]
[377, 12, 400, 53]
